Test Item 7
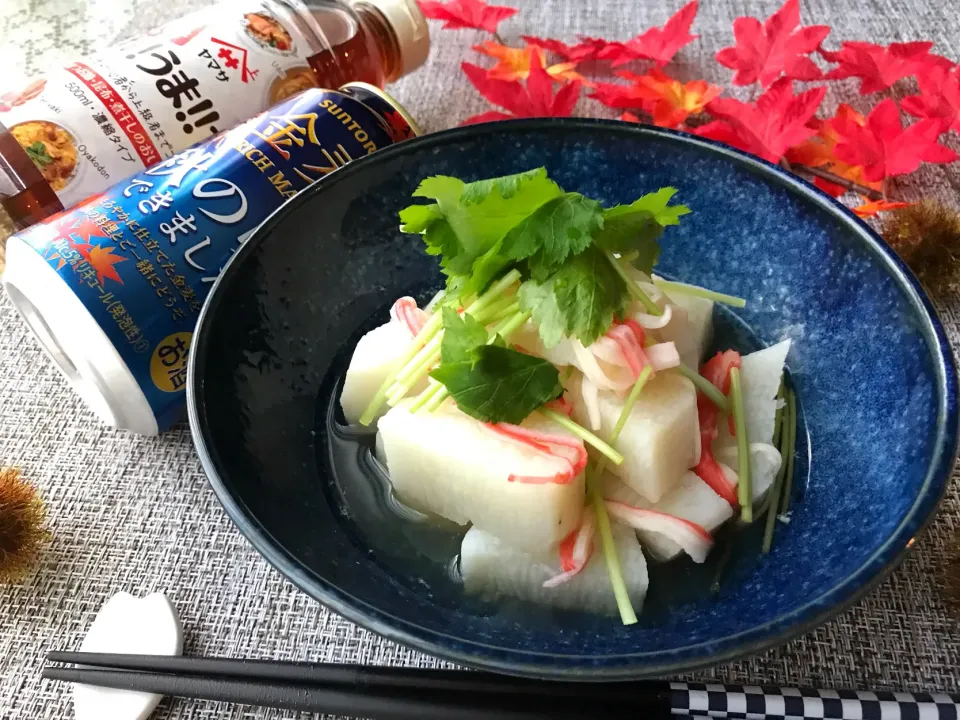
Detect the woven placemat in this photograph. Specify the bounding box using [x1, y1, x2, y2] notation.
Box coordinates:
[1, 0, 959, 718]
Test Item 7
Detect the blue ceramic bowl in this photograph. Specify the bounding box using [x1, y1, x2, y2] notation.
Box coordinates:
[187, 119, 958, 678]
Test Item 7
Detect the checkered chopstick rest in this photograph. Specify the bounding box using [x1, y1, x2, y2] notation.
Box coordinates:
[668, 683, 960, 720]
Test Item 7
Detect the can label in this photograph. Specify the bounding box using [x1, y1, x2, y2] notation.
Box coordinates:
[0, 0, 324, 209]
[13, 88, 411, 429]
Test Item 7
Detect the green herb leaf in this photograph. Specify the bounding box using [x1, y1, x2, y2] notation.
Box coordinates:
[519, 246, 629, 347]
[502, 192, 604, 269]
[592, 188, 689, 273]
[399, 203, 442, 233]
[429, 344, 562, 424]
[439, 306, 488, 363]
[25, 141, 54, 167]
[401, 170, 564, 297]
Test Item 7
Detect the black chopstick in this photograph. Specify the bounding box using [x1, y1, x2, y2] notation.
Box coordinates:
[42, 666, 610, 719]
[44, 651, 645, 704]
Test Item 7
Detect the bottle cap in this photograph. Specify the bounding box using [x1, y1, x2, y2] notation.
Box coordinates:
[362, 0, 430, 77]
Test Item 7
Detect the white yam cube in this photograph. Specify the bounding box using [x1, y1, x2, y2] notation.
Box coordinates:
[377, 401, 585, 552]
[460, 524, 648, 615]
[340, 320, 420, 425]
[715, 442, 782, 504]
[597, 470, 734, 562]
[571, 373, 699, 503]
[739, 340, 791, 444]
[653, 279, 715, 370]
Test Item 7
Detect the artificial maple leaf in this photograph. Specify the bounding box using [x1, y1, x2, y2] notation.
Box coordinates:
[785, 105, 882, 197]
[695, 78, 826, 163]
[594, 0, 699, 67]
[615, 69, 720, 128]
[830, 98, 957, 182]
[521, 36, 610, 63]
[461, 54, 581, 123]
[85, 244, 127, 285]
[852, 199, 913, 219]
[715, 0, 830, 88]
[588, 81, 650, 110]
[620, 112, 642, 123]
[821, 41, 937, 95]
[902, 63, 960, 134]
[419, 0, 518, 34]
[473, 41, 583, 82]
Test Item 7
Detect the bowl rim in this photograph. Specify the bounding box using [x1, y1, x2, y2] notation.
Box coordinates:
[187, 117, 959, 679]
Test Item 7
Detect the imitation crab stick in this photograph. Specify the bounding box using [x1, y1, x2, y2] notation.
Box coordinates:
[376, 400, 586, 552]
[598, 470, 734, 562]
[460, 522, 648, 615]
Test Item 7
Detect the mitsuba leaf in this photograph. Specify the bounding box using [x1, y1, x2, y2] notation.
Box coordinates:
[519, 246, 629, 348]
[430, 345, 562, 424]
[501, 192, 604, 268]
[439, 306, 489, 363]
[592, 188, 688, 272]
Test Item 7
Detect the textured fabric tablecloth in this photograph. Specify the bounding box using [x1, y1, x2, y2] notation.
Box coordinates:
[2, 0, 959, 717]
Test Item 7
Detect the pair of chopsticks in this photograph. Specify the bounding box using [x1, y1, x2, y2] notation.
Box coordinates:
[44, 652, 655, 719]
[44, 652, 960, 720]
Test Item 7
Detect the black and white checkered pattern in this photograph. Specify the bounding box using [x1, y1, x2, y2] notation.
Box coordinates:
[669, 683, 960, 720]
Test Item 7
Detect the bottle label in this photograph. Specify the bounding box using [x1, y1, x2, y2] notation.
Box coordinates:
[0, 0, 325, 209]
[12, 88, 410, 430]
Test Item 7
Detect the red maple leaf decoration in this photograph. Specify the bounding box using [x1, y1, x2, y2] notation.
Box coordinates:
[591, 70, 720, 128]
[715, 0, 829, 88]
[521, 35, 609, 63]
[461, 53, 581, 123]
[419, 0, 518, 34]
[829, 98, 957, 182]
[821, 41, 939, 95]
[785, 105, 882, 198]
[693, 78, 826, 163]
[902, 63, 960, 134]
[594, 1, 700, 67]
[852, 199, 913, 218]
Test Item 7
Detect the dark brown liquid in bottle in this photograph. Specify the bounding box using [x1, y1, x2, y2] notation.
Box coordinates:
[305, 3, 401, 89]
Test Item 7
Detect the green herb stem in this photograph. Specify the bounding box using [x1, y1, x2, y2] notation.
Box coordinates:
[762, 390, 794, 553]
[730, 367, 752, 522]
[357, 311, 445, 426]
[396, 334, 443, 383]
[389, 346, 442, 405]
[772, 380, 785, 447]
[538, 410, 624, 466]
[492, 308, 532, 338]
[780, 389, 798, 515]
[605, 251, 662, 315]
[589, 480, 637, 626]
[582, 368, 655, 626]
[652, 279, 747, 308]
[409, 380, 444, 413]
[488, 301, 521, 324]
[676, 363, 729, 411]
[464, 269, 521, 316]
[471, 295, 516, 325]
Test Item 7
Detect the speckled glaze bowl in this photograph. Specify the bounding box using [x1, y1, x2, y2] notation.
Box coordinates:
[187, 119, 958, 679]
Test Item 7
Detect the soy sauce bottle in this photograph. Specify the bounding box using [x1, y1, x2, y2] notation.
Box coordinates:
[0, 0, 429, 231]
